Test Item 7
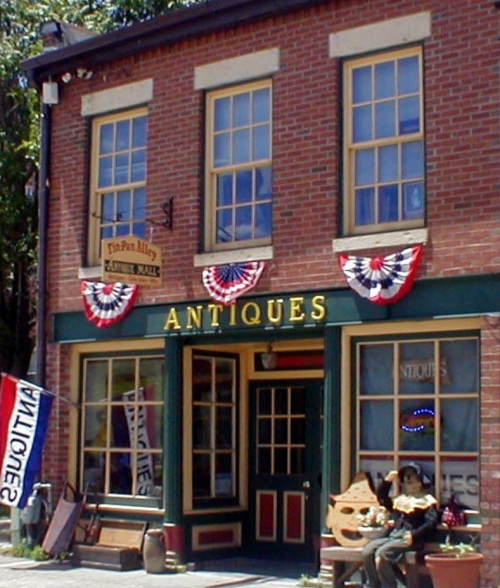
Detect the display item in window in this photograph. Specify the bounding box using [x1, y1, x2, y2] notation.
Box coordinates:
[362, 462, 438, 588]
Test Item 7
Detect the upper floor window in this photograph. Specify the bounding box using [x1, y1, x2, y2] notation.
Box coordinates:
[89, 108, 148, 263]
[343, 48, 424, 235]
[205, 81, 272, 251]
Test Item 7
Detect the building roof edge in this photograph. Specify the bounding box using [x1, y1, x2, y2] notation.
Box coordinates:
[22, 0, 332, 85]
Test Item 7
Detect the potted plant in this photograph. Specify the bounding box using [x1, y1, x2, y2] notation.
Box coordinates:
[356, 505, 390, 541]
[424, 535, 484, 588]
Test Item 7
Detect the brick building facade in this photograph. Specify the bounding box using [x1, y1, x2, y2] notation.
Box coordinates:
[23, 1, 500, 585]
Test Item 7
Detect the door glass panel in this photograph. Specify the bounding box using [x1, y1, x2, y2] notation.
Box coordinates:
[275, 448, 287, 474]
[259, 418, 271, 444]
[216, 407, 233, 448]
[215, 358, 234, 402]
[192, 354, 237, 503]
[275, 418, 288, 444]
[291, 388, 305, 414]
[192, 357, 212, 402]
[258, 447, 272, 474]
[193, 453, 211, 497]
[256, 385, 306, 475]
[291, 419, 305, 444]
[258, 388, 272, 414]
[193, 406, 211, 449]
[290, 448, 305, 475]
[275, 387, 288, 414]
[215, 454, 233, 496]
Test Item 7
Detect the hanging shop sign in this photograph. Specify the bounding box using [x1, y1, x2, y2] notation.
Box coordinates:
[102, 236, 162, 287]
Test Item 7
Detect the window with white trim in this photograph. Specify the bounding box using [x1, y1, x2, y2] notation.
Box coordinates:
[88, 108, 148, 263]
[205, 80, 272, 251]
[355, 334, 479, 508]
[343, 48, 425, 235]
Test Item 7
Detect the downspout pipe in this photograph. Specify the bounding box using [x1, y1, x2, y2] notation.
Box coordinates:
[35, 101, 51, 388]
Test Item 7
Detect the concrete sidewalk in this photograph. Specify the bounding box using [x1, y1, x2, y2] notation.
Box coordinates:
[0, 544, 320, 588]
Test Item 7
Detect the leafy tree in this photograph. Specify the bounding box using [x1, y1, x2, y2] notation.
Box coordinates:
[0, 0, 200, 377]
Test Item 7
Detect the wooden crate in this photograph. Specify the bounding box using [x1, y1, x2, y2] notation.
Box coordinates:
[71, 519, 147, 571]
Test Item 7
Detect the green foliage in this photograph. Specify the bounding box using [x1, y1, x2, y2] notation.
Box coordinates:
[11, 539, 49, 561]
[440, 534, 478, 558]
[0, 0, 200, 376]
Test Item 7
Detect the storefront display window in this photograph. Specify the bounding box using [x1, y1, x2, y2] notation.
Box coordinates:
[357, 335, 479, 508]
[81, 354, 164, 498]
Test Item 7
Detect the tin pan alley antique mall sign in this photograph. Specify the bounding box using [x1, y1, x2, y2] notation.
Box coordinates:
[102, 236, 162, 287]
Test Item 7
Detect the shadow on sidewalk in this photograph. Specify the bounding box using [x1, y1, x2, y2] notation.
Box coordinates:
[199, 557, 317, 581]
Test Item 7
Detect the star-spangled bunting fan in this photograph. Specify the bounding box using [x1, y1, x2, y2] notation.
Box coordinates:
[339, 246, 422, 305]
[202, 262, 265, 305]
[81, 281, 139, 327]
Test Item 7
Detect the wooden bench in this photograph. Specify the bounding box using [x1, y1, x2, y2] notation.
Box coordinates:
[71, 519, 147, 571]
[321, 521, 481, 588]
[320, 544, 433, 588]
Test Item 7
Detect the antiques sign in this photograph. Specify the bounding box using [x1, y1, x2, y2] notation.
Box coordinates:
[163, 295, 328, 332]
[399, 358, 449, 383]
[102, 236, 162, 287]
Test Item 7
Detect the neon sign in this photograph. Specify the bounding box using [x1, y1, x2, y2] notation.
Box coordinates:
[400, 408, 435, 433]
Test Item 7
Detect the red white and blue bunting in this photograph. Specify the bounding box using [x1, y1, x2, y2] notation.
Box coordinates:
[202, 262, 265, 305]
[339, 246, 422, 305]
[81, 281, 139, 327]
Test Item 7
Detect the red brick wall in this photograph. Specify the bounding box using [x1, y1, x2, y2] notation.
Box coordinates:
[46, 0, 500, 315]
[480, 315, 500, 588]
[43, 2, 500, 583]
